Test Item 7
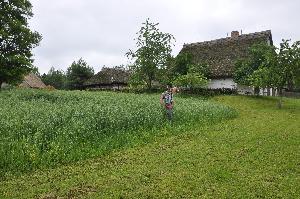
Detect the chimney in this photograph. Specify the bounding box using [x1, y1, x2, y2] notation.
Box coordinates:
[231, 31, 239, 38]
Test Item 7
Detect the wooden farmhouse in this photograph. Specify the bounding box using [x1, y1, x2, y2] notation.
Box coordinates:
[84, 67, 130, 90]
[179, 30, 273, 94]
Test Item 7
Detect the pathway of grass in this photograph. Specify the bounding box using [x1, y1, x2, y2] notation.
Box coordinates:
[1, 96, 299, 198]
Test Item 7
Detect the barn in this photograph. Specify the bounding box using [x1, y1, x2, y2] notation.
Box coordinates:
[179, 30, 273, 94]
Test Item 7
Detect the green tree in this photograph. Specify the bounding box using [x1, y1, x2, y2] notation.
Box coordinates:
[66, 58, 94, 90]
[41, 67, 66, 89]
[244, 40, 300, 108]
[126, 18, 175, 89]
[0, 0, 42, 88]
[165, 52, 209, 84]
[173, 72, 207, 89]
[173, 64, 208, 89]
[277, 39, 300, 91]
[173, 52, 193, 76]
[234, 43, 274, 94]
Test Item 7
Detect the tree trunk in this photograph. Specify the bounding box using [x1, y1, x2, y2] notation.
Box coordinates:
[254, 87, 260, 96]
[277, 88, 283, 109]
[272, 88, 276, 96]
[0, 80, 3, 91]
[287, 78, 294, 91]
[267, 88, 270, 96]
[147, 77, 152, 90]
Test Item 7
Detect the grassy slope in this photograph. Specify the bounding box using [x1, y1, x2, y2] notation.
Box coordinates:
[1, 95, 299, 198]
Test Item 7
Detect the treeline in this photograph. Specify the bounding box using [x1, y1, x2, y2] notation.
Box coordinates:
[41, 58, 94, 90]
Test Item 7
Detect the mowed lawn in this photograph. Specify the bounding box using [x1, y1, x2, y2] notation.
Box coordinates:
[1, 95, 299, 198]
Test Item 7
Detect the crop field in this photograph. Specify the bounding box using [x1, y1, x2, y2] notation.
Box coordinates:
[0, 89, 237, 175]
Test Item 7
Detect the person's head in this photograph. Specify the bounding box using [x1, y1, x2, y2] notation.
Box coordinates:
[172, 86, 179, 94]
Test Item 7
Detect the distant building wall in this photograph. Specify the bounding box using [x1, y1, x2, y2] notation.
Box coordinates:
[206, 78, 258, 95]
[207, 78, 236, 89]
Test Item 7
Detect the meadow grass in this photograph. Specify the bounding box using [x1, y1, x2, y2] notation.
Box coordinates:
[0, 89, 236, 175]
[0, 94, 299, 198]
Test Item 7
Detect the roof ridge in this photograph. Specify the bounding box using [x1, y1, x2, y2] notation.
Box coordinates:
[183, 30, 272, 47]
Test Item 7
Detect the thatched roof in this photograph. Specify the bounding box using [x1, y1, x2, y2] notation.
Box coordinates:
[180, 30, 273, 78]
[84, 67, 130, 86]
[19, 73, 46, 89]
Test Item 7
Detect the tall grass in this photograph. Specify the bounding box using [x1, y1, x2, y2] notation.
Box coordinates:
[0, 89, 237, 174]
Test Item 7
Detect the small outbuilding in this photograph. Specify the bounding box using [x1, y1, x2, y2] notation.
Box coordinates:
[1, 73, 46, 89]
[19, 73, 47, 89]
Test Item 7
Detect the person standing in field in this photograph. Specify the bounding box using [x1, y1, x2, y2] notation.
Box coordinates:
[160, 84, 178, 121]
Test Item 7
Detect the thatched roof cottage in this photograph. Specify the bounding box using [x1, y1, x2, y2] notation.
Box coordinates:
[19, 73, 46, 89]
[1, 73, 46, 89]
[84, 67, 130, 90]
[179, 30, 273, 94]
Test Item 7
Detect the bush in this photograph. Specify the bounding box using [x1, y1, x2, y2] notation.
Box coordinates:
[180, 87, 238, 96]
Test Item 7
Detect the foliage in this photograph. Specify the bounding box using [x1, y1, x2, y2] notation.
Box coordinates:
[0, 0, 42, 87]
[172, 52, 193, 76]
[31, 66, 41, 77]
[234, 40, 300, 108]
[173, 72, 207, 89]
[233, 43, 275, 86]
[41, 67, 67, 89]
[247, 44, 279, 88]
[126, 18, 175, 89]
[277, 39, 300, 91]
[179, 87, 238, 96]
[173, 58, 208, 89]
[66, 58, 94, 90]
[0, 89, 236, 174]
[234, 40, 300, 92]
[127, 71, 147, 89]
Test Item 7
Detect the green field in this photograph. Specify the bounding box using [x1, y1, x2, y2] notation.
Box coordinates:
[0, 89, 236, 175]
[0, 90, 299, 198]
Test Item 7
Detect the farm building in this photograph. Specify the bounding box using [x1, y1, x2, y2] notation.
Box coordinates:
[19, 73, 47, 89]
[1, 73, 46, 89]
[179, 30, 273, 94]
[84, 67, 130, 90]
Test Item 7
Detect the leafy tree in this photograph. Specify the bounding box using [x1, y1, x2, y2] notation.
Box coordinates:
[66, 58, 94, 90]
[173, 64, 208, 89]
[277, 39, 300, 91]
[234, 43, 274, 94]
[173, 52, 193, 76]
[41, 67, 66, 89]
[242, 40, 300, 108]
[173, 72, 207, 89]
[160, 52, 209, 87]
[0, 0, 42, 88]
[126, 18, 175, 89]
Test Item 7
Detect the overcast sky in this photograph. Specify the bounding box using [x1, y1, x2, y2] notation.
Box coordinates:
[29, 0, 300, 74]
